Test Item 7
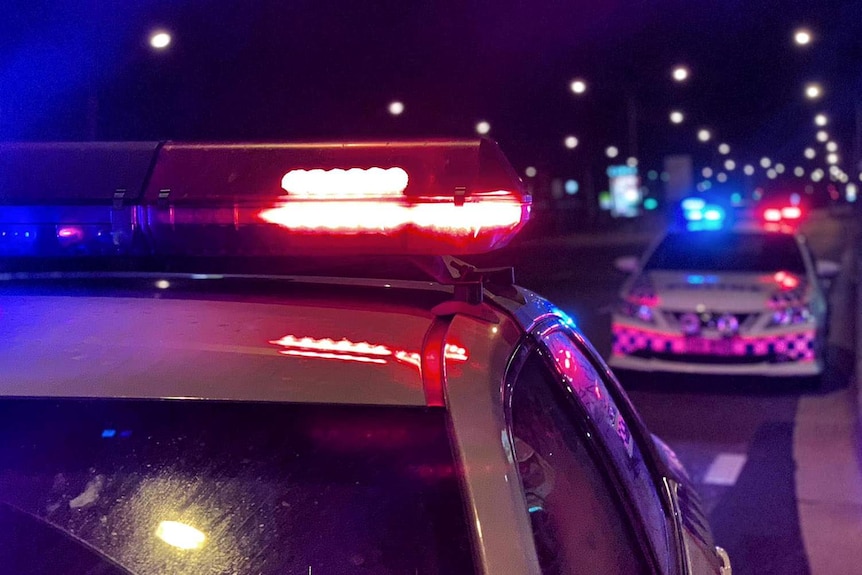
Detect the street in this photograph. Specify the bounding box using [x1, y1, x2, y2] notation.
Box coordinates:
[469, 211, 860, 575]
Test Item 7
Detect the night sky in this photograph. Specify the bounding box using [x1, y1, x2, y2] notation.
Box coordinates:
[1, 0, 859, 180]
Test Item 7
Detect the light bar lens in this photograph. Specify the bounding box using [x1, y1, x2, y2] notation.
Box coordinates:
[281, 167, 409, 199]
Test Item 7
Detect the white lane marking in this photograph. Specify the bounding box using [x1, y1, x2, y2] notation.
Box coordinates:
[702, 453, 747, 486]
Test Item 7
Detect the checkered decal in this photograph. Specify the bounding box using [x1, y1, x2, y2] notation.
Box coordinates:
[612, 326, 815, 361]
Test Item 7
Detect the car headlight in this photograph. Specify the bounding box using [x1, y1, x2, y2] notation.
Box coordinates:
[767, 305, 812, 327]
[618, 300, 656, 324]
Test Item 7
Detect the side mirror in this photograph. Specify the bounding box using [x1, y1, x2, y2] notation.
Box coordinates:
[614, 255, 639, 274]
[816, 260, 840, 279]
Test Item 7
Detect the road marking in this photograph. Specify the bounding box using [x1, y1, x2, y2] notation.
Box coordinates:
[702, 453, 747, 486]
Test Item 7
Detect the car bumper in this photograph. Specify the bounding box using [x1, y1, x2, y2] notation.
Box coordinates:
[610, 318, 822, 377]
[608, 352, 822, 377]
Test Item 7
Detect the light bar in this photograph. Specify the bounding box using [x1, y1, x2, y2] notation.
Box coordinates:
[0, 140, 530, 257]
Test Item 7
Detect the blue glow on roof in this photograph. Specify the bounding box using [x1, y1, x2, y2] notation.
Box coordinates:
[687, 275, 718, 284]
[101, 429, 117, 438]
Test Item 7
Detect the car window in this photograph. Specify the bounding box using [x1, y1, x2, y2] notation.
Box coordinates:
[542, 330, 673, 574]
[644, 231, 806, 273]
[508, 351, 650, 575]
[0, 399, 476, 575]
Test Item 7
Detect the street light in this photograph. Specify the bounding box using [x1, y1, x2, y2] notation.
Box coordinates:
[702, 167, 713, 178]
[760, 157, 771, 168]
[697, 129, 711, 142]
[149, 30, 172, 50]
[826, 141, 838, 152]
[794, 28, 813, 46]
[605, 146, 619, 159]
[525, 166, 537, 178]
[388, 101, 404, 116]
[626, 157, 638, 167]
[669, 110, 684, 124]
[724, 159, 736, 171]
[716, 172, 728, 183]
[816, 130, 829, 142]
[814, 113, 828, 126]
[743, 165, 755, 176]
[775, 163, 785, 174]
[672, 66, 689, 82]
[826, 153, 839, 164]
[804, 83, 823, 100]
[804, 147, 816, 159]
[564, 135, 579, 149]
[570, 79, 587, 95]
[794, 167, 805, 177]
[475, 121, 491, 135]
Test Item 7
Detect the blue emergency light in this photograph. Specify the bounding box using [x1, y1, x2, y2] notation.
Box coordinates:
[679, 197, 726, 231]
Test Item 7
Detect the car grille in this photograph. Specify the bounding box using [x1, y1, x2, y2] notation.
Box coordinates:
[663, 311, 757, 331]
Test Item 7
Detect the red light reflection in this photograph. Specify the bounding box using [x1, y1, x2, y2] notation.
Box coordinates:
[269, 334, 468, 372]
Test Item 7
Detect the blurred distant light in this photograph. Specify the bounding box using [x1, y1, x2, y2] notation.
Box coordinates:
[697, 129, 711, 142]
[753, 188, 763, 201]
[794, 166, 804, 177]
[606, 146, 619, 158]
[564, 135, 579, 149]
[829, 165, 840, 176]
[859, 172, 862, 182]
[816, 130, 829, 142]
[670, 110, 684, 124]
[388, 101, 404, 116]
[826, 153, 839, 164]
[826, 141, 838, 152]
[525, 166, 537, 178]
[847, 183, 858, 202]
[811, 169, 824, 182]
[794, 29, 813, 46]
[718, 143, 730, 155]
[702, 167, 713, 178]
[149, 30, 172, 50]
[814, 113, 828, 126]
[564, 179, 579, 195]
[672, 66, 689, 82]
[644, 197, 658, 210]
[626, 157, 638, 167]
[804, 83, 823, 100]
[724, 159, 736, 171]
[647, 170, 658, 181]
[570, 79, 587, 94]
[775, 163, 785, 174]
[767, 169, 777, 179]
[716, 172, 728, 183]
[660, 172, 670, 182]
[475, 121, 491, 135]
[804, 147, 816, 159]
[790, 192, 801, 206]
[731, 192, 743, 205]
[760, 157, 771, 168]
[743, 165, 755, 176]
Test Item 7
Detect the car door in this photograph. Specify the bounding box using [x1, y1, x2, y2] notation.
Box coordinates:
[504, 322, 676, 575]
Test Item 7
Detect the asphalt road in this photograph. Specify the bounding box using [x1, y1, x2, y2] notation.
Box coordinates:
[469, 212, 859, 575]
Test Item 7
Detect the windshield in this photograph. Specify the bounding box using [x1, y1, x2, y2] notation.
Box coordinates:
[0, 399, 475, 575]
[644, 232, 806, 274]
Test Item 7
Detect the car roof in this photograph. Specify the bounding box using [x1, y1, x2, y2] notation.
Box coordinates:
[0, 273, 528, 407]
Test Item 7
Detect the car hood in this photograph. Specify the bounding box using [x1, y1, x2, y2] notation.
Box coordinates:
[636, 270, 807, 312]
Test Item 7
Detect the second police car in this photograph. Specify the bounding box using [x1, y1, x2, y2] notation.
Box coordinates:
[610, 196, 839, 381]
[0, 140, 729, 574]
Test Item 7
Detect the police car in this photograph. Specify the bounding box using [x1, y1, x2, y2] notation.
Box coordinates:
[0, 141, 729, 574]
[610, 197, 838, 380]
